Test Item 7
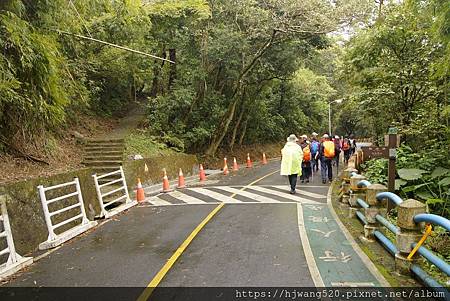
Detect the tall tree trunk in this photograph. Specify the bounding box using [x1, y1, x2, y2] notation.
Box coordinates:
[168, 48, 176, 91]
[150, 49, 166, 98]
[229, 103, 245, 151]
[206, 96, 239, 155]
[205, 30, 278, 156]
[184, 80, 206, 124]
[238, 117, 249, 146]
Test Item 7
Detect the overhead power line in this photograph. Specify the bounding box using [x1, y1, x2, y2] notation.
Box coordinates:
[54, 29, 175, 64]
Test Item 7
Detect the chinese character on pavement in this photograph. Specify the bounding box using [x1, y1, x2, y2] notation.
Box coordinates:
[308, 216, 329, 223]
[319, 251, 351, 263]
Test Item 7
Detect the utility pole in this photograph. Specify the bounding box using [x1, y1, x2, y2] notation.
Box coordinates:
[328, 102, 332, 136]
[328, 99, 343, 136]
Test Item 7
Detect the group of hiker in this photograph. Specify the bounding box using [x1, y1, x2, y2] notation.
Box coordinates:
[280, 132, 357, 194]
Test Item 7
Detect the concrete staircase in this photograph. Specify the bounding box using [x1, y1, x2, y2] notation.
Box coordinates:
[83, 139, 125, 182]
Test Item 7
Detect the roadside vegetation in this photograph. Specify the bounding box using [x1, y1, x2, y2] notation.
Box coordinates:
[0, 0, 448, 192]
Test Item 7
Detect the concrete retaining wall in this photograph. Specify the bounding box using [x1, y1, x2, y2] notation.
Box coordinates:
[0, 153, 197, 255]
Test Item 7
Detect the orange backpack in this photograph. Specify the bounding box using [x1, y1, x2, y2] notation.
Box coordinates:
[324, 141, 335, 158]
[303, 146, 311, 161]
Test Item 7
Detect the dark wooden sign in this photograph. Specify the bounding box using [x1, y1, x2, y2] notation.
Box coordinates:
[361, 146, 389, 160]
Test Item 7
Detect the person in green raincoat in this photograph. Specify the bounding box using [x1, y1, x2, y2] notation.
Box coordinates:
[280, 134, 303, 194]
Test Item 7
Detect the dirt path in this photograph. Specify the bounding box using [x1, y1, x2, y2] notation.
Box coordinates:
[97, 100, 146, 140]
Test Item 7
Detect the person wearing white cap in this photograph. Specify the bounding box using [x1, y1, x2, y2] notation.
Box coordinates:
[280, 134, 303, 194]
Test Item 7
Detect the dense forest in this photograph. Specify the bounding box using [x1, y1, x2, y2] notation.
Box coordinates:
[0, 0, 448, 166]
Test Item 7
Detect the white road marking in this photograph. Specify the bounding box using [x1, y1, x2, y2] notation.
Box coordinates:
[213, 186, 281, 203]
[147, 197, 172, 206]
[331, 282, 375, 287]
[170, 191, 207, 204]
[296, 203, 325, 287]
[269, 185, 326, 199]
[247, 186, 322, 205]
[190, 188, 240, 203]
[146, 185, 324, 207]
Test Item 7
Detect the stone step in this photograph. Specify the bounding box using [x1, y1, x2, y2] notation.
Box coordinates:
[85, 138, 124, 143]
[85, 142, 124, 148]
[84, 146, 124, 152]
[85, 150, 124, 156]
[84, 160, 123, 167]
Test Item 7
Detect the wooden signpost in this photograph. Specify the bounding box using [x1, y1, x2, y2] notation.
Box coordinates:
[360, 146, 389, 161]
[360, 127, 399, 211]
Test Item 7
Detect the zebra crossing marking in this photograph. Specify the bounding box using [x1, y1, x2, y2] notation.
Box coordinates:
[190, 188, 240, 203]
[214, 186, 281, 203]
[146, 185, 325, 207]
[247, 186, 321, 205]
[269, 185, 327, 199]
[170, 190, 207, 204]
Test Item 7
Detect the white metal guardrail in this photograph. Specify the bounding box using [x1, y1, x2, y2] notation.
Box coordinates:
[0, 195, 33, 279]
[92, 166, 137, 218]
[38, 178, 97, 250]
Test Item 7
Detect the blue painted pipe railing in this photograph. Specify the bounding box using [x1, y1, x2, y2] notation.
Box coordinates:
[375, 214, 400, 234]
[374, 230, 398, 256]
[356, 198, 369, 209]
[410, 264, 445, 288]
[412, 243, 450, 276]
[414, 214, 450, 232]
[347, 171, 449, 288]
[376, 192, 403, 206]
[356, 211, 368, 225]
[357, 180, 371, 188]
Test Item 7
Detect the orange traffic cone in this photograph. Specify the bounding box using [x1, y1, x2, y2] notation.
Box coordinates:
[199, 164, 207, 182]
[177, 168, 186, 189]
[262, 153, 268, 165]
[232, 157, 239, 171]
[136, 178, 145, 202]
[162, 168, 171, 192]
[246, 153, 253, 168]
[223, 158, 229, 175]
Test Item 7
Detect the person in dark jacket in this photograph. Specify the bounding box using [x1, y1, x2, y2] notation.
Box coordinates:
[310, 132, 320, 173]
[316, 134, 335, 184]
[342, 137, 351, 163]
[333, 135, 342, 174]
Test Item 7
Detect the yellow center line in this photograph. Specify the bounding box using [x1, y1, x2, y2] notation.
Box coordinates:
[137, 169, 280, 301]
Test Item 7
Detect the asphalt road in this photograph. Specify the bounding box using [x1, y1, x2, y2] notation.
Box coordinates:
[1, 158, 387, 300]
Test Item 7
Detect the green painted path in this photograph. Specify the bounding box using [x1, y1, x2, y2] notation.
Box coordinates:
[302, 203, 382, 286]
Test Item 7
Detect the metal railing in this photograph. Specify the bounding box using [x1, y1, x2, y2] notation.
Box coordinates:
[339, 166, 450, 289]
[92, 166, 136, 218]
[0, 196, 33, 279]
[37, 178, 97, 250]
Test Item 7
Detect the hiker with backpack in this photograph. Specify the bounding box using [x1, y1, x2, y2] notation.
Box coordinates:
[280, 134, 303, 194]
[310, 132, 320, 173]
[317, 133, 335, 184]
[299, 135, 312, 183]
